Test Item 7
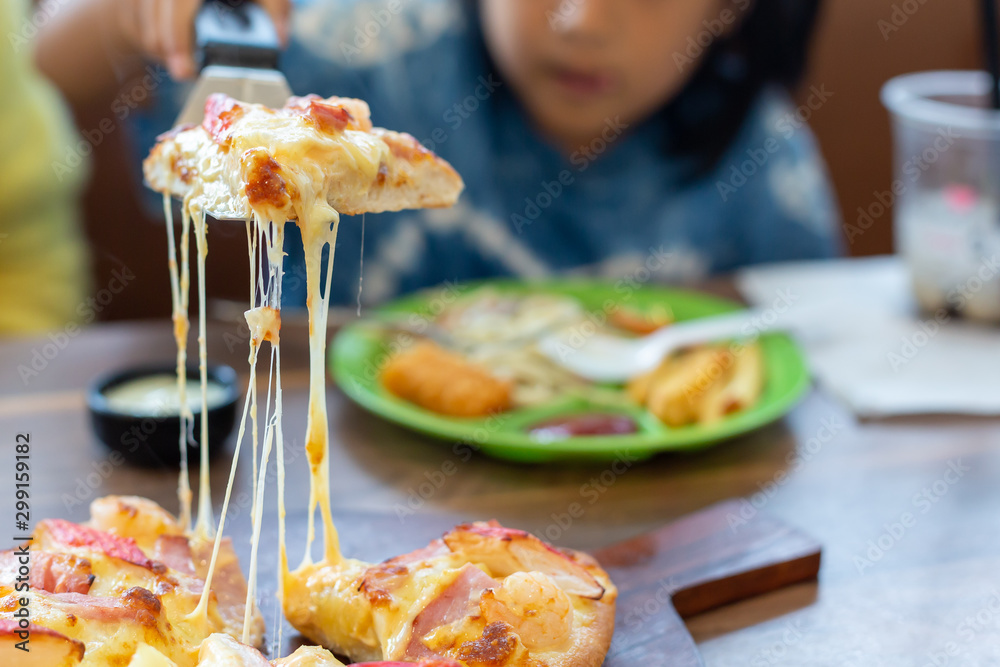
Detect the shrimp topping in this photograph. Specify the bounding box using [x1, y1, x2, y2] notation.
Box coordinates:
[480, 572, 573, 651]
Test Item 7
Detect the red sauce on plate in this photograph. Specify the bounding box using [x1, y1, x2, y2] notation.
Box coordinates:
[529, 414, 639, 441]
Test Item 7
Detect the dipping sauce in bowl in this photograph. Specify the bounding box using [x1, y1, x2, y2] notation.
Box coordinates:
[88, 364, 240, 468]
[529, 414, 639, 442]
[102, 375, 230, 417]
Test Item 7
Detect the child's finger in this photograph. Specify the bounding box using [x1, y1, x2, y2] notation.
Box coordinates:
[139, 0, 164, 61]
[162, 0, 201, 80]
[256, 0, 292, 46]
[112, 0, 140, 51]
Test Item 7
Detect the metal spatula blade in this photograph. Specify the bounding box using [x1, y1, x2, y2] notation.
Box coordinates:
[174, 0, 292, 127]
[175, 65, 291, 127]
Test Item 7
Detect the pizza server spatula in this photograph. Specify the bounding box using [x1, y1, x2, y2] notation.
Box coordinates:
[174, 0, 292, 127]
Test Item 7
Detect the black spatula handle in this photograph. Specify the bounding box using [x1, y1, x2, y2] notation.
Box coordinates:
[195, 0, 281, 71]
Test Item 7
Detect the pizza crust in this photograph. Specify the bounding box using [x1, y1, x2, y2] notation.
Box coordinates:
[142, 94, 464, 222]
[282, 522, 617, 667]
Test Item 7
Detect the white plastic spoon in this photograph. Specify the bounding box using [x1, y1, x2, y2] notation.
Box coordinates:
[537, 308, 786, 383]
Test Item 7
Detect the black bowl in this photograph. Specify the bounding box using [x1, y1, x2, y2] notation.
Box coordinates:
[87, 364, 241, 468]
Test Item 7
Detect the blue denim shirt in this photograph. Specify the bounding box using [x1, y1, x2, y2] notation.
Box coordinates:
[131, 0, 842, 307]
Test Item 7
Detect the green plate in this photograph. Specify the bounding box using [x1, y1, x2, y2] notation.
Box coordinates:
[330, 280, 811, 463]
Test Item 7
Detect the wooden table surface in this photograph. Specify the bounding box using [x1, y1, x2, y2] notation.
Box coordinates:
[2, 309, 999, 666]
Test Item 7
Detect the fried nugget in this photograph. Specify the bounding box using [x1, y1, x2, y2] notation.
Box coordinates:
[380, 340, 512, 417]
[610, 304, 674, 336]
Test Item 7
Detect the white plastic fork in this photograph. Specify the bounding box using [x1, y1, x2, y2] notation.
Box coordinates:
[537, 308, 787, 384]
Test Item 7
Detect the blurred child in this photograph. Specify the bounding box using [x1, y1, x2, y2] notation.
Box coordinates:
[37, 0, 839, 307]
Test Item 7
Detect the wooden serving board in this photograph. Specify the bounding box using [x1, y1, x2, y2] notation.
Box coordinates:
[596, 499, 821, 666]
[253, 499, 821, 664]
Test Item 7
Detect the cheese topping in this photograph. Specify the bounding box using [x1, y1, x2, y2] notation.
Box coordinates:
[140, 92, 465, 664]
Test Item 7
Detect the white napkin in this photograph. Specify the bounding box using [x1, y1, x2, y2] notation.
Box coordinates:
[736, 256, 1000, 418]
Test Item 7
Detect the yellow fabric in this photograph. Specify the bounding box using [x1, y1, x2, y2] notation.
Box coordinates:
[0, 0, 90, 334]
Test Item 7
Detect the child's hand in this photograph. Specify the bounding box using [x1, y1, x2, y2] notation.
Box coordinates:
[110, 0, 291, 80]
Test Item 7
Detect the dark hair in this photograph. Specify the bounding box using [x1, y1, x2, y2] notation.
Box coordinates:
[468, 0, 825, 177]
[665, 0, 826, 176]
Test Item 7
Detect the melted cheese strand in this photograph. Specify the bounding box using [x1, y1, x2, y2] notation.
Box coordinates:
[275, 338, 287, 649]
[233, 339, 260, 516]
[179, 205, 193, 458]
[300, 223, 322, 565]
[187, 355, 254, 627]
[164, 194, 193, 532]
[260, 220, 288, 652]
[192, 205, 216, 540]
[319, 218, 341, 563]
[299, 214, 342, 567]
[244, 343, 275, 643]
[247, 219, 260, 531]
[244, 219, 284, 641]
[187, 250, 258, 633]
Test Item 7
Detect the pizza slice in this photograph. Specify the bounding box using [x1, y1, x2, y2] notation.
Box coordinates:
[142, 93, 464, 224]
[283, 521, 616, 667]
[141, 94, 466, 582]
[0, 495, 263, 666]
[0, 497, 468, 667]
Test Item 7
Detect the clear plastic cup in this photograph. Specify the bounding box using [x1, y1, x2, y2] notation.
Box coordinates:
[881, 71, 1000, 322]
